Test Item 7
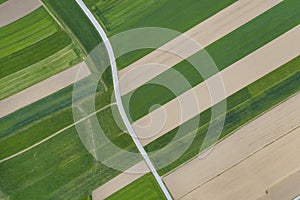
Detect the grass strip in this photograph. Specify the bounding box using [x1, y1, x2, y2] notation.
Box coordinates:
[0, 44, 82, 100]
[0, 7, 60, 58]
[0, 30, 72, 79]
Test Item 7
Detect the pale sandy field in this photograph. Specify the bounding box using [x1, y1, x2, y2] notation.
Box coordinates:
[118, 0, 282, 96]
[257, 170, 300, 200]
[164, 92, 300, 199]
[0, 0, 41, 27]
[0, 62, 90, 117]
[179, 127, 300, 200]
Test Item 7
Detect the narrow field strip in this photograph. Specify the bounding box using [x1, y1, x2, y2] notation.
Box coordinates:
[0, 103, 114, 163]
[178, 125, 300, 200]
[0, 0, 41, 27]
[86, 0, 236, 70]
[118, 0, 282, 95]
[0, 45, 81, 100]
[0, 6, 85, 103]
[87, 0, 236, 37]
[257, 169, 300, 200]
[163, 91, 300, 199]
[133, 25, 300, 146]
[0, 62, 90, 118]
[0, 30, 74, 79]
[0, 11, 59, 58]
[92, 161, 149, 199]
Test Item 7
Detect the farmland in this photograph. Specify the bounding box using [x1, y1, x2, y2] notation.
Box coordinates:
[124, 0, 300, 121]
[0, 7, 83, 99]
[109, 55, 300, 199]
[0, 0, 299, 199]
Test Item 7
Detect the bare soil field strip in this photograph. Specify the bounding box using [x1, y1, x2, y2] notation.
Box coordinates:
[177, 126, 300, 200]
[0, 62, 90, 118]
[164, 91, 300, 199]
[92, 161, 149, 200]
[0, 0, 41, 27]
[256, 169, 300, 200]
[133, 25, 300, 146]
[118, 0, 282, 96]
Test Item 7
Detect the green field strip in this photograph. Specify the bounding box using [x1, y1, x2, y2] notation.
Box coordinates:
[87, 0, 236, 36]
[142, 56, 300, 175]
[124, 0, 300, 122]
[0, 30, 72, 79]
[0, 6, 86, 100]
[0, 8, 60, 58]
[0, 44, 82, 100]
[106, 173, 167, 200]
[85, 0, 236, 69]
[42, 0, 102, 54]
[0, 6, 50, 36]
